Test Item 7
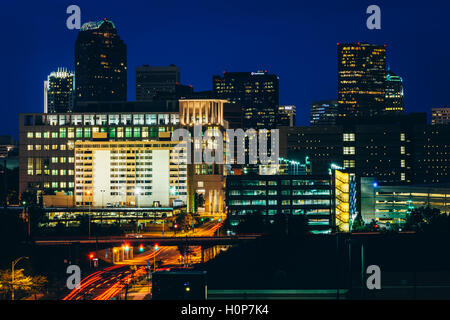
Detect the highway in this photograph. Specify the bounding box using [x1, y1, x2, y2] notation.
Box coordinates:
[62, 220, 223, 300]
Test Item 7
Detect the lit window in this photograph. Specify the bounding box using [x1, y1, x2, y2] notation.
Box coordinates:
[343, 146, 355, 155]
[343, 133, 355, 141]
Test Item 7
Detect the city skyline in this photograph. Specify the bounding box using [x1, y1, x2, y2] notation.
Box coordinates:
[2, 0, 450, 139]
[3, 1, 450, 304]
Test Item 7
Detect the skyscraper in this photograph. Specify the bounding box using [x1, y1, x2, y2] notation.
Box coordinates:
[310, 100, 339, 126]
[213, 71, 279, 129]
[384, 69, 404, 114]
[136, 64, 180, 101]
[431, 107, 450, 125]
[44, 68, 75, 113]
[75, 19, 127, 103]
[338, 43, 386, 119]
[277, 105, 296, 127]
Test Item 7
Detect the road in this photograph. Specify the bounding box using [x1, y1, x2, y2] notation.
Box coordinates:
[62, 220, 223, 300]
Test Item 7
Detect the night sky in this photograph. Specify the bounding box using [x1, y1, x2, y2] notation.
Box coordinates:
[1, 0, 449, 139]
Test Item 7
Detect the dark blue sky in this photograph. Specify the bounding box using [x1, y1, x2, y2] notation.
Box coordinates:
[1, 0, 449, 139]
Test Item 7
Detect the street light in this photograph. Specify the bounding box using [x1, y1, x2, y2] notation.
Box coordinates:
[134, 188, 142, 233]
[11, 256, 29, 300]
[153, 243, 159, 270]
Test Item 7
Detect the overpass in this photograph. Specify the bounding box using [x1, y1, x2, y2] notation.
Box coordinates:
[33, 235, 261, 247]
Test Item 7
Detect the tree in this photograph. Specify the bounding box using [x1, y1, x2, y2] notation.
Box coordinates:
[351, 215, 367, 232]
[0, 269, 47, 300]
[404, 206, 449, 233]
[174, 211, 194, 232]
[194, 193, 205, 212]
[20, 187, 38, 207]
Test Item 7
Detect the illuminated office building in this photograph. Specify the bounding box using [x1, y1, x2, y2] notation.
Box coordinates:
[280, 114, 427, 184]
[213, 71, 279, 129]
[431, 107, 450, 125]
[75, 19, 127, 103]
[338, 43, 386, 118]
[225, 167, 356, 234]
[20, 99, 229, 215]
[179, 99, 227, 214]
[384, 69, 404, 114]
[74, 140, 187, 207]
[44, 68, 75, 113]
[277, 105, 296, 127]
[19, 110, 180, 199]
[411, 124, 450, 184]
[310, 100, 339, 126]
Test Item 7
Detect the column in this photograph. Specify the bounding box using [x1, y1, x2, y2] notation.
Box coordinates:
[181, 104, 185, 125]
[209, 191, 213, 214]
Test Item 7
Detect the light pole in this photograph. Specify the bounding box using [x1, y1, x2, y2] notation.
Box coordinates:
[86, 190, 92, 239]
[134, 188, 142, 233]
[11, 256, 29, 300]
[153, 244, 159, 270]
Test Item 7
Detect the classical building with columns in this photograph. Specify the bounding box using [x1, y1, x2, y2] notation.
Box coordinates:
[179, 99, 227, 126]
[179, 99, 227, 215]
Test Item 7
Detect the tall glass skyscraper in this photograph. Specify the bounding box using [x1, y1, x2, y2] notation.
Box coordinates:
[44, 68, 75, 113]
[75, 19, 127, 103]
[213, 71, 279, 129]
[310, 100, 339, 126]
[384, 69, 404, 114]
[338, 43, 386, 119]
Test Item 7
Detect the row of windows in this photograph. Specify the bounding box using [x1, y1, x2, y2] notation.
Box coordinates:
[28, 170, 74, 176]
[228, 180, 330, 187]
[228, 199, 330, 206]
[27, 113, 179, 127]
[27, 126, 173, 140]
[228, 189, 330, 196]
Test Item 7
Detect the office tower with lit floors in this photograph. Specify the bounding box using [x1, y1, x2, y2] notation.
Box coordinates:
[310, 100, 339, 126]
[431, 107, 450, 125]
[384, 69, 404, 114]
[277, 105, 296, 127]
[338, 43, 386, 119]
[213, 71, 279, 129]
[75, 19, 127, 103]
[44, 68, 75, 113]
